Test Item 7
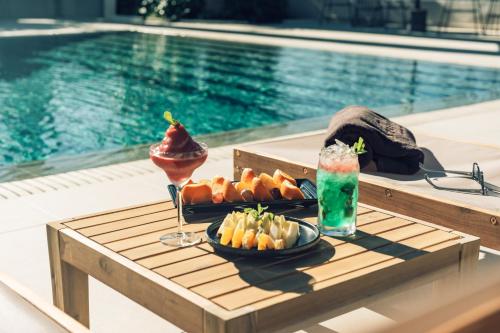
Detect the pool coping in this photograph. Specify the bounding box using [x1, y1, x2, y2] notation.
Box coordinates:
[1, 98, 500, 196]
[2, 95, 500, 184]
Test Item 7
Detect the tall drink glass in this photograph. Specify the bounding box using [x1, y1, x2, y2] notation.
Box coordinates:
[150, 142, 208, 247]
[317, 142, 359, 237]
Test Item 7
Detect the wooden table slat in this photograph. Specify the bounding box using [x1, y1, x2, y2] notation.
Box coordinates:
[91, 219, 178, 244]
[105, 223, 210, 252]
[136, 247, 208, 269]
[78, 209, 177, 237]
[354, 205, 372, 215]
[171, 217, 423, 290]
[154, 254, 228, 278]
[120, 242, 184, 261]
[356, 211, 393, 226]
[64, 202, 173, 229]
[248, 239, 460, 320]
[210, 229, 460, 310]
[188, 224, 451, 301]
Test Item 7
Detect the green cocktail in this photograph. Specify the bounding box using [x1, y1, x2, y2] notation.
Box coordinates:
[317, 142, 360, 237]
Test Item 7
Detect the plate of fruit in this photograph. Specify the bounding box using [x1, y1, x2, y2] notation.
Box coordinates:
[206, 205, 321, 257]
[168, 168, 318, 214]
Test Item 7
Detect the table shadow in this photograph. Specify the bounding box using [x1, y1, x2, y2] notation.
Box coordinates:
[216, 239, 335, 294]
[331, 230, 429, 260]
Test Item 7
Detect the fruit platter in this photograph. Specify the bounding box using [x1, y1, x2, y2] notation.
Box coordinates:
[206, 205, 321, 257]
[168, 168, 318, 214]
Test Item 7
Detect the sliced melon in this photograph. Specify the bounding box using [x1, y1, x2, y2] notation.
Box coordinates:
[220, 226, 235, 246]
[269, 219, 282, 240]
[257, 234, 274, 250]
[242, 230, 256, 249]
[283, 221, 300, 248]
[274, 239, 285, 250]
[231, 228, 244, 248]
[217, 212, 235, 236]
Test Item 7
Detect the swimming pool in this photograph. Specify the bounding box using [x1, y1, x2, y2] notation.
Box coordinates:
[1, 32, 499, 167]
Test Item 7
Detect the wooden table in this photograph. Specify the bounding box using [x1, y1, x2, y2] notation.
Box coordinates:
[47, 199, 479, 332]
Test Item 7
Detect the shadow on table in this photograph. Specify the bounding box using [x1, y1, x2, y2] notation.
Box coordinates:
[333, 230, 429, 260]
[229, 239, 335, 294]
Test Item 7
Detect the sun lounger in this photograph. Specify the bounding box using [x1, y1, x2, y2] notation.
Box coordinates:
[235, 130, 500, 249]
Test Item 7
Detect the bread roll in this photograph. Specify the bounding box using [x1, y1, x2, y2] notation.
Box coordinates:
[235, 181, 252, 193]
[222, 179, 243, 202]
[273, 169, 297, 186]
[181, 183, 212, 204]
[259, 173, 279, 192]
[252, 177, 273, 201]
[280, 180, 305, 200]
[240, 189, 254, 202]
[199, 179, 211, 186]
[241, 168, 256, 184]
[211, 176, 225, 204]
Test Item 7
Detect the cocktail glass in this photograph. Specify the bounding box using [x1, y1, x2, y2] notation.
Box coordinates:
[149, 142, 208, 246]
[317, 143, 360, 237]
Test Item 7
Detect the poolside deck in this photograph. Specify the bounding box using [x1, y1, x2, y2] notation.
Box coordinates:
[1, 99, 499, 332]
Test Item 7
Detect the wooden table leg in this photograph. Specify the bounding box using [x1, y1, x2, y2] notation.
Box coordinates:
[47, 223, 90, 328]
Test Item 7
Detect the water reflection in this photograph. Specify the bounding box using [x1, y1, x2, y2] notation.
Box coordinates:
[0, 32, 499, 166]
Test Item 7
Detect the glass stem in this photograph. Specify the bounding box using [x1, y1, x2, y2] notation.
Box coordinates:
[177, 186, 183, 234]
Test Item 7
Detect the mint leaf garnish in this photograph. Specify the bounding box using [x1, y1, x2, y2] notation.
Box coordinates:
[353, 137, 367, 155]
[243, 204, 269, 220]
[163, 111, 179, 126]
[257, 203, 268, 216]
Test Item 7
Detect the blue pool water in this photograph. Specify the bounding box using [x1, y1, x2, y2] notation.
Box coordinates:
[0, 32, 499, 166]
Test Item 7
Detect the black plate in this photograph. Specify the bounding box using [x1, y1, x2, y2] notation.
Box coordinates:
[168, 178, 317, 215]
[206, 216, 321, 257]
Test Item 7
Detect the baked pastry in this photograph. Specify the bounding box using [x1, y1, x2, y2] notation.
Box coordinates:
[222, 179, 243, 202]
[211, 176, 225, 204]
[235, 181, 252, 193]
[241, 168, 256, 183]
[240, 189, 254, 202]
[181, 183, 212, 204]
[259, 173, 279, 192]
[199, 179, 211, 186]
[252, 177, 273, 201]
[280, 180, 304, 200]
[273, 169, 297, 186]
[270, 188, 282, 200]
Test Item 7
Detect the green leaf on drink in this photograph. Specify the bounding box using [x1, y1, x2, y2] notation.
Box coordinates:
[163, 111, 179, 126]
[353, 137, 367, 155]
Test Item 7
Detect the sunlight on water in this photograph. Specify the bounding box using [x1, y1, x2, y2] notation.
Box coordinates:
[0, 32, 499, 165]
